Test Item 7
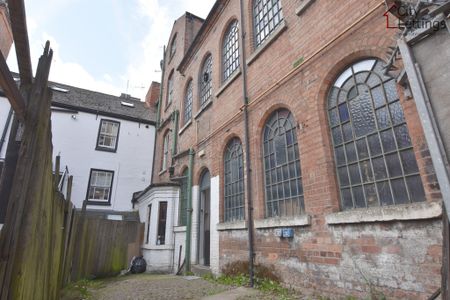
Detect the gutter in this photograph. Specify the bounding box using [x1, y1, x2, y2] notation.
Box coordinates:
[0, 107, 13, 155]
[239, 0, 255, 287]
[185, 148, 195, 274]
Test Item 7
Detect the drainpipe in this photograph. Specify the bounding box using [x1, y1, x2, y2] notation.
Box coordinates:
[150, 47, 166, 187]
[156, 46, 166, 129]
[239, 0, 255, 287]
[0, 108, 13, 155]
[185, 148, 195, 274]
[172, 110, 179, 156]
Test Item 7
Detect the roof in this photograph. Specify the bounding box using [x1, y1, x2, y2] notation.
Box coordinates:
[48, 81, 157, 125]
[5, 72, 157, 124]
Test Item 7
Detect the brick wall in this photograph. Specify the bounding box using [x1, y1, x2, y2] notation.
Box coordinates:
[148, 0, 443, 298]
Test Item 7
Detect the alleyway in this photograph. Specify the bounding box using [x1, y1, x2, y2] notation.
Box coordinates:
[62, 274, 301, 300]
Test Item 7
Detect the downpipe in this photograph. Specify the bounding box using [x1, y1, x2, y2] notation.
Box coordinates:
[239, 0, 255, 287]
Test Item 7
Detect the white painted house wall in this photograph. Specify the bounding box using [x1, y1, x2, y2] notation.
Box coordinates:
[0, 96, 13, 159]
[0, 97, 155, 212]
[51, 109, 155, 211]
[137, 176, 220, 275]
[137, 186, 178, 272]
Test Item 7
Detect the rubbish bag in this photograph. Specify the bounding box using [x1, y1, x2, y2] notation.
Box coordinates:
[130, 255, 147, 274]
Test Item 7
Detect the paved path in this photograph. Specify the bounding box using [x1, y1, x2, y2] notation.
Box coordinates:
[89, 274, 233, 300]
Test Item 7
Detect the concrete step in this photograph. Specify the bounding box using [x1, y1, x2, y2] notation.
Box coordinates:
[191, 264, 212, 277]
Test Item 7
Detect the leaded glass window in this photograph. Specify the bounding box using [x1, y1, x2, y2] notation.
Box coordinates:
[262, 109, 304, 217]
[184, 80, 193, 124]
[162, 132, 169, 171]
[222, 21, 239, 81]
[179, 168, 188, 226]
[170, 34, 177, 58]
[253, 0, 283, 47]
[200, 55, 213, 107]
[328, 58, 425, 209]
[224, 138, 245, 222]
[167, 71, 174, 106]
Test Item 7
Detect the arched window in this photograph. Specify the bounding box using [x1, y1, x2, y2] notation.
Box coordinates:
[170, 34, 177, 58]
[224, 138, 245, 222]
[167, 71, 174, 106]
[183, 80, 193, 124]
[262, 109, 304, 217]
[253, 0, 283, 47]
[162, 132, 170, 171]
[222, 20, 239, 81]
[327, 58, 425, 209]
[200, 55, 213, 107]
[179, 168, 188, 226]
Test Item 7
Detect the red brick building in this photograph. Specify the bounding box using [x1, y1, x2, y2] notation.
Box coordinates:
[136, 0, 443, 298]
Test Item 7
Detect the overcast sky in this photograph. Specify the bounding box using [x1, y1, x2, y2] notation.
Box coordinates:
[6, 0, 216, 100]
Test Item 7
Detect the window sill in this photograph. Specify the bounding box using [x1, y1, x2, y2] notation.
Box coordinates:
[86, 201, 111, 206]
[159, 169, 167, 176]
[295, 0, 316, 16]
[194, 100, 213, 120]
[215, 69, 241, 98]
[164, 102, 172, 113]
[217, 220, 247, 231]
[179, 119, 192, 135]
[142, 244, 174, 250]
[325, 201, 442, 225]
[247, 20, 287, 66]
[254, 215, 311, 229]
[95, 146, 117, 153]
[174, 226, 187, 232]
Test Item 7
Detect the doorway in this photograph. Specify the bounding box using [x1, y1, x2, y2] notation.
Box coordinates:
[198, 170, 210, 266]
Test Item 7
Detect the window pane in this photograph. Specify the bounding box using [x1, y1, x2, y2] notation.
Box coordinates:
[224, 139, 245, 222]
[328, 59, 424, 209]
[262, 109, 303, 217]
[254, 0, 284, 47]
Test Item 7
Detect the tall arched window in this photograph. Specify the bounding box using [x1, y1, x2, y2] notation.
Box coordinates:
[167, 71, 174, 106]
[327, 58, 425, 210]
[262, 109, 304, 217]
[179, 168, 188, 226]
[253, 0, 283, 47]
[183, 80, 193, 124]
[162, 132, 170, 171]
[200, 55, 212, 107]
[170, 34, 177, 58]
[222, 20, 239, 81]
[224, 138, 245, 222]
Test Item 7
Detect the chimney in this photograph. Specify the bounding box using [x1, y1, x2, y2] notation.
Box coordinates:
[0, 1, 13, 59]
[145, 81, 161, 108]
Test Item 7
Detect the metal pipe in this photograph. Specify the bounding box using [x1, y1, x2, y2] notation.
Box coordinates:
[185, 148, 195, 274]
[239, 0, 255, 287]
[172, 110, 179, 156]
[0, 107, 13, 155]
[150, 46, 166, 187]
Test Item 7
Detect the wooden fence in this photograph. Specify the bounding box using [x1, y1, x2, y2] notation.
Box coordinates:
[0, 43, 143, 299]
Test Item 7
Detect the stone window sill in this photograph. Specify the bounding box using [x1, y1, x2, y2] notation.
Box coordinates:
[194, 100, 213, 120]
[325, 201, 442, 225]
[295, 0, 316, 16]
[174, 226, 187, 232]
[142, 244, 174, 251]
[247, 20, 287, 66]
[215, 69, 241, 98]
[217, 220, 247, 231]
[179, 119, 192, 135]
[254, 214, 311, 229]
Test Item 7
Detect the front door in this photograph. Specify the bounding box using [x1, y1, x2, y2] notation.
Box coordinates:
[199, 170, 211, 266]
